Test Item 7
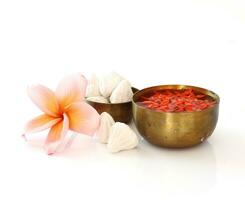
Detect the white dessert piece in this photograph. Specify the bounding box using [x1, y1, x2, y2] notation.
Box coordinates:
[86, 74, 101, 97]
[107, 122, 139, 153]
[110, 80, 133, 103]
[97, 112, 115, 143]
[99, 72, 123, 98]
[86, 96, 109, 103]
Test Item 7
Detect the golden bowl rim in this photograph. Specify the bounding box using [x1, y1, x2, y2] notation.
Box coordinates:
[132, 84, 220, 114]
[86, 99, 131, 106]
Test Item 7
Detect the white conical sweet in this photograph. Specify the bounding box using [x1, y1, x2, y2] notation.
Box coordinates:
[97, 112, 115, 143]
[107, 122, 139, 153]
[110, 80, 133, 103]
[99, 72, 123, 98]
[86, 96, 109, 103]
[86, 74, 100, 97]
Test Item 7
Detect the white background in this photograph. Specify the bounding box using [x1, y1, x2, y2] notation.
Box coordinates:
[0, 0, 245, 199]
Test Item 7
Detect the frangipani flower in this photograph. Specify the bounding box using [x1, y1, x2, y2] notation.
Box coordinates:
[24, 73, 100, 155]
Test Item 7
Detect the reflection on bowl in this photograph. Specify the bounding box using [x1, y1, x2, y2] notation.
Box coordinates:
[86, 87, 138, 123]
[132, 85, 220, 148]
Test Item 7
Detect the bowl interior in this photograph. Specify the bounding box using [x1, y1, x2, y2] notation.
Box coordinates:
[133, 85, 219, 113]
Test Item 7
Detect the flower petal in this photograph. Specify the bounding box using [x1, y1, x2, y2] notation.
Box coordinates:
[28, 85, 60, 117]
[24, 114, 62, 134]
[55, 73, 87, 110]
[44, 114, 69, 155]
[65, 102, 100, 136]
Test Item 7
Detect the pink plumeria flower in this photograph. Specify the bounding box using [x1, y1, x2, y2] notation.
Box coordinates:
[23, 73, 100, 155]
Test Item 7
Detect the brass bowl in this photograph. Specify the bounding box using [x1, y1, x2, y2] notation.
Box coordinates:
[86, 88, 138, 123]
[132, 85, 220, 148]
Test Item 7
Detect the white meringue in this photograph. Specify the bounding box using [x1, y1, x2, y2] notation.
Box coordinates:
[97, 112, 115, 143]
[86, 74, 101, 97]
[107, 122, 139, 153]
[86, 96, 109, 103]
[110, 80, 133, 103]
[99, 72, 123, 98]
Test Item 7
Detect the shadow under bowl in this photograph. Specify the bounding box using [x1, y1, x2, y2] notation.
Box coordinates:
[86, 87, 138, 124]
[132, 85, 220, 148]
